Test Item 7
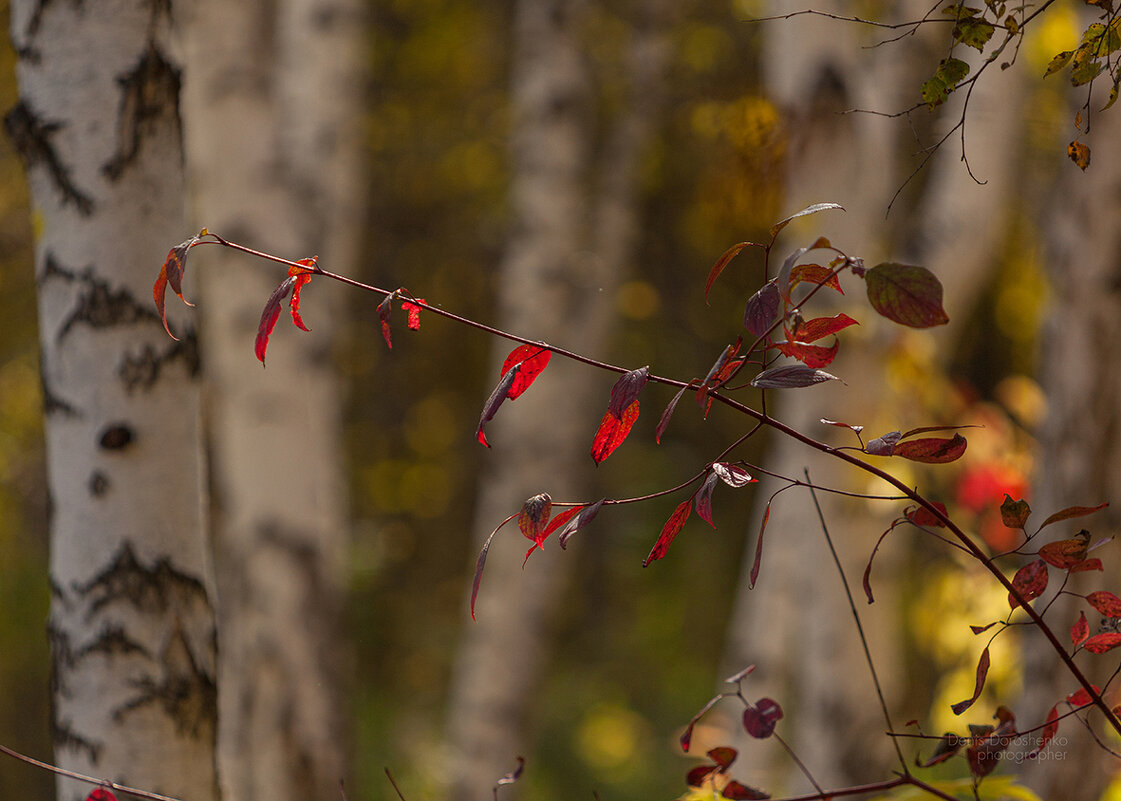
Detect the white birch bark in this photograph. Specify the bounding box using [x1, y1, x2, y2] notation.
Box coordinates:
[181, 1, 366, 799]
[6, 2, 218, 799]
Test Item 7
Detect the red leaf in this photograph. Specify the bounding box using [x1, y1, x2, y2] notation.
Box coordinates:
[377, 294, 394, 348]
[905, 501, 949, 528]
[744, 281, 780, 337]
[694, 471, 720, 529]
[768, 202, 844, 239]
[864, 262, 949, 328]
[1008, 559, 1048, 608]
[1087, 591, 1121, 617]
[1082, 632, 1121, 654]
[1071, 611, 1090, 646]
[792, 312, 858, 342]
[789, 263, 843, 294]
[1039, 536, 1089, 569]
[1039, 502, 1108, 530]
[642, 499, 692, 566]
[707, 746, 737, 769]
[893, 434, 968, 464]
[1071, 558, 1104, 572]
[154, 231, 205, 339]
[475, 368, 518, 447]
[501, 344, 552, 400]
[971, 622, 998, 635]
[401, 297, 426, 330]
[706, 241, 760, 303]
[722, 781, 771, 800]
[87, 790, 118, 801]
[288, 264, 314, 331]
[748, 501, 772, 589]
[770, 339, 839, 368]
[713, 462, 755, 487]
[686, 765, 719, 787]
[743, 698, 783, 739]
[518, 493, 553, 556]
[951, 647, 990, 715]
[1067, 686, 1100, 706]
[750, 364, 840, 389]
[698, 340, 742, 402]
[680, 694, 723, 752]
[555, 499, 604, 549]
[1028, 706, 1060, 758]
[918, 733, 963, 767]
[609, 366, 650, 419]
[255, 276, 296, 365]
[656, 384, 689, 444]
[1000, 495, 1031, 529]
[591, 400, 640, 464]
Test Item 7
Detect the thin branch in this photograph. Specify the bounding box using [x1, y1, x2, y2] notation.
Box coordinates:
[0, 743, 184, 801]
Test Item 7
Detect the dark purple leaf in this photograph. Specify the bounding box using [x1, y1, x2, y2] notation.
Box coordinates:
[768, 202, 844, 239]
[1008, 559, 1048, 608]
[556, 499, 605, 549]
[744, 281, 780, 337]
[722, 781, 770, 800]
[951, 647, 990, 715]
[749, 501, 772, 589]
[656, 384, 690, 444]
[750, 364, 839, 389]
[609, 366, 650, 419]
[776, 246, 808, 302]
[255, 276, 296, 365]
[694, 471, 720, 529]
[680, 694, 724, 752]
[865, 431, 901, 456]
[743, 698, 783, 739]
[476, 368, 518, 448]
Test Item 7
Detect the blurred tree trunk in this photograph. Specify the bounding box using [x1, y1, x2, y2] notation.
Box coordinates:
[441, 1, 672, 797]
[181, 1, 366, 799]
[719, 3, 1026, 791]
[6, 2, 219, 800]
[1020, 107, 1121, 801]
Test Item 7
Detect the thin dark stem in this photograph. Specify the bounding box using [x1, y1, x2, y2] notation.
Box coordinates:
[773, 732, 825, 796]
[805, 469, 907, 773]
[0, 743, 183, 801]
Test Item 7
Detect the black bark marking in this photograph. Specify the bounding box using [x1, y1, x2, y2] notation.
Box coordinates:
[57, 269, 160, 340]
[3, 101, 94, 215]
[114, 619, 217, 738]
[75, 624, 151, 661]
[98, 424, 134, 450]
[50, 718, 101, 765]
[103, 44, 183, 180]
[88, 470, 110, 496]
[77, 542, 210, 620]
[41, 374, 80, 417]
[118, 332, 200, 393]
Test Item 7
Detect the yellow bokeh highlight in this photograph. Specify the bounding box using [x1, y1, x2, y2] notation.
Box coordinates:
[575, 703, 647, 774]
[1025, 4, 1080, 72]
[617, 280, 661, 321]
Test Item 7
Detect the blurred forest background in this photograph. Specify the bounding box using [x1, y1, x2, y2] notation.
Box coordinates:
[2, 1, 1120, 800]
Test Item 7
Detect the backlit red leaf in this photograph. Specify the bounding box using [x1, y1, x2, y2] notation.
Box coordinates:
[656, 384, 689, 444]
[750, 364, 840, 389]
[743, 698, 783, 739]
[1000, 495, 1031, 529]
[789, 263, 843, 294]
[289, 269, 313, 332]
[87, 790, 118, 801]
[744, 281, 781, 338]
[1028, 706, 1060, 759]
[792, 312, 858, 342]
[1087, 591, 1121, 617]
[1039, 537, 1089, 569]
[609, 366, 650, 419]
[722, 781, 770, 800]
[1067, 686, 1100, 707]
[401, 298, 426, 330]
[951, 647, 990, 715]
[864, 262, 949, 328]
[893, 434, 967, 464]
[501, 344, 552, 400]
[255, 276, 296, 365]
[905, 501, 949, 527]
[555, 499, 605, 549]
[591, 399, 640, 464]
[1071, 558, 1104, 573]
[768, 201, 844, 239]
[1071, 611, 1090, 646]
[694, 472, 720, 529]
[1083, 632, 1121, 654]
[771, 339, 839, 368]
[706, 241, 760, 303]
[1039, 502, 1108, 530]
[1008, 559, 1048, 608]
[377, 294, 394, 348]
[518, 493, 553, 555]
[698, 340, 742, 402]
[642, 499, 692, 566]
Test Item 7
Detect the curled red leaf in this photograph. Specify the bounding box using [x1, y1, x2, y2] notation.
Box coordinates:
[555, 499, 604, 549]
[1039, 535, 1089, 569]
[255, 276, 296, 365]
[401, 297, 427, 330]
[377, 293, 394, 348]
[708, 746, 737, 769]
[970, 622, 998, 635]
[680, 694, 723, 752]
[591, 400, 639, 464]
[951, 647, 990, 715]
[643, 499, 692, 566]
[518, 493, 553, 558]
[609, 366, 650, 419]
[905, 501, 948, 528]
[154, 231, 206, 339]
[792, 312, 858, 342]
[501, 344, 552, 400]
[288, 260, 315, 331]
[476, 368, 518, 447]
[686, 765, 719, 787]
[1008, 559, 1048, 608]
[743, 698, 783, 739]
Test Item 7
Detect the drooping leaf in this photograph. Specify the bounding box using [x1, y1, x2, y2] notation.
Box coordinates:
[609, 366, 650, 419]
[288, 259, 316, 331]
[518, 493, 553, 555]
[680, 694, 723, 752]
[921, 57, 971, 107]
[789, 263, 843, 294]
[742, 698, 783, 739]
[377, 294, 394, 348]
[698, 340, 742, 402]
[686, 765, 719, 787]
[776, 246, 808, 302]
[768, 202, 844, 239]
[476, 368, 519, 448]
[555, 499, 605, 549]
[1008, 559, 1048, 608]
[864, 262, 949, 328]
[1038, 502, 1108, 531]
[970, 622, 998, 635]
[401, 297, 426, 330]
[905, 501, 949, 528]
[770, 339, 839, 368]
[1070, 57, 1103, 87]
[893, 434, 968, 464]
[1068, 139, 1091, 170]
[713, 462, 755, 487]
[591, 399, 640, 464]
[706, 241, 761, 303]
[255, 276, 297, 365]
[694, 471, 720, 529]
[918, 733, 963, 767]
[656, 384, 690, 444]
[1039, 535, 1090, 569]
[1071, 611, 1090, 646]
[792, 312, 858, 343]
[500, 344, 552, 400]
[750, 364, 840, 389]
[643, 499, 693, 566]
[749, 500, 772, 588]
[154, 231, 206, 339]
[1028, 706, 1060, 759]
[951, 647, 990, 715]
[1087, 590, 1121, 617]
[865, 431, 902, 456]
[1000, 495, 1031, 529]
[722, 781, 770, 800]
[744, 281, 781, 338]
[470, 518, 511, 620]
[1083, 632, 1121, 654]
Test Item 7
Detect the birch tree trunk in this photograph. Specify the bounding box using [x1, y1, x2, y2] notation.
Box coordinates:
[181, 1, 366, 799]
[6, 2, 218, 800]
[720, 3, 1026, 790]
[441, 1, 672, 797]
[1020, 105, 1121, 801]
